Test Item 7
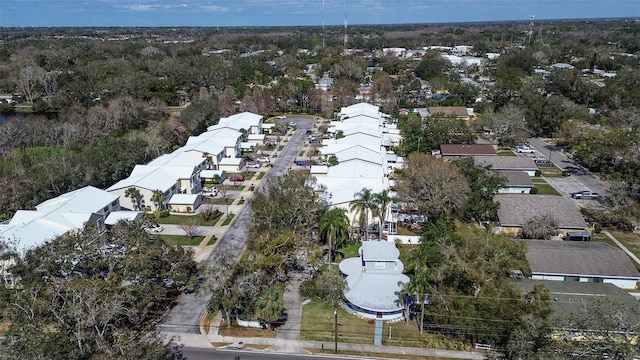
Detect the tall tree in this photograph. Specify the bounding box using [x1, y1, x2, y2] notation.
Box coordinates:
[319, 208, 350, 266]
[395, 153, 471, 221]
[124, 187, 144, 211]
[373, 189, 393, 240]
[350, 188, 375, 240]
[150, 189, 166, 210]
[255, 284, 285, 330]
[453, 157, 506, 222]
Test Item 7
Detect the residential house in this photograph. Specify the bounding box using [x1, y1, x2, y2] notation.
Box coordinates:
[498, 171, 534, 194]
[474, 156, 538, 176]
[522, 239, 640, 289]
[107, 166, 182, 211]
[212, 111, 264, 135]
[495, 194, 590, 236]
[0, 186, 128, 254]
[440, 144, 496, 161]
[167, 193, 203, 213]
[339, 241, 409, 320]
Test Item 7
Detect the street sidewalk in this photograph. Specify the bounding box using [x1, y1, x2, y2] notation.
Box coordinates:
[204, 312, 485, 359]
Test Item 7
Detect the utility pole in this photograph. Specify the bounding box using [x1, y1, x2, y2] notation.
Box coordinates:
[334, 307, 338, 354]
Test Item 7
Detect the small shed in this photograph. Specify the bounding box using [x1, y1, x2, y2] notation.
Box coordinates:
[566, 231, 591, 241]
[168, 193, 202, 213]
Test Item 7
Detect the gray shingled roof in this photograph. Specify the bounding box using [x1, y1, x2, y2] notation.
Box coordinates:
[503, 171, 533, 186]
[523, 239, 640, 278]
[474, 156, 537, 170]
[496, 194, 589, 229]
[510, 279, 640, 316]
[440, 144, 496, 156]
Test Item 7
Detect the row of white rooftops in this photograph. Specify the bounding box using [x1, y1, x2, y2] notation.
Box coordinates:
[311, 103, 402, 211]
[1, 112, 265, 253]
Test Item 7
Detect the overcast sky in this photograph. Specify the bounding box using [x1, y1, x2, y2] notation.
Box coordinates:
[1, 0, 638, 27]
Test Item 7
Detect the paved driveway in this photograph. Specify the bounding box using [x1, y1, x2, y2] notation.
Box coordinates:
[159, 116, 314, 334]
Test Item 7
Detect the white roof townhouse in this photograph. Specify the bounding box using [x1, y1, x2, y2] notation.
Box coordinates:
[211, 111, 264, 134]
[0, 186, 137, 253]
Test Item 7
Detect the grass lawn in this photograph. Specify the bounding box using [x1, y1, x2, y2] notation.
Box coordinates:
[496, 150, 516, 156]
[307, 349, 454, 360]
[539, 167, 563, 177]
[339, 243, 361, 259]
[278, 145, 285, 151]
[158, 235, 205, 246]
[531, 178, 562, 196]
[396, 226, 420, 236]
[222, 213, 235, 225]
[299, 150, 305, 156]
[206, 197, 234, 205]
[157, 212, 222, 226]
[257, 172, 265, 180]
[609, 230, 640, 259]
[300, 301, 470, 351]
[206, 236, 217, 246]
[301, 301, 374, 344]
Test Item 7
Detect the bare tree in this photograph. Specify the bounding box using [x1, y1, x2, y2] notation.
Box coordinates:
[521, 213, 559, 239]
[16, 65, 45, 104]
[395, 153, 471, 221]
[178, 219, 204, 239]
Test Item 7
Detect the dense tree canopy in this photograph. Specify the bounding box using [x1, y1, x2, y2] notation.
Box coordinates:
[1, 221, 196, 359]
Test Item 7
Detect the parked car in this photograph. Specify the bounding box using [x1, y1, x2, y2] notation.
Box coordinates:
[144, 224, 164, 233]
[562, 170, 572, 176]
[230, 175, 245, 182]
[202, 191, 218, 198]
[278, 115, 287, 119]
[257, 157, 271, 163]
[571, 191, 600, 199]
[516, 147, 536, 154]
[246, 163, 260, 169]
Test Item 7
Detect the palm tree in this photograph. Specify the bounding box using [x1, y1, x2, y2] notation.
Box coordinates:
[124, 187, 144, 211]
[255, 285, 284, 330]
[319, 208, 350, 266]
[150, 189, 166, 210]
[373, 189, 393, 240]
[202, 152, 214, 170]
[350, 188, 375, 240]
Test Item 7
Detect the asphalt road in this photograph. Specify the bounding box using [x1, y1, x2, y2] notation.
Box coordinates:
[527, 137, 609, 197]
[158, 117, 315, 334]
[182, 347, 359, 360]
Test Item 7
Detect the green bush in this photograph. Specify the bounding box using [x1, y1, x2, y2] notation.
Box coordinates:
[594, 222, 602, 234]
[154, 209, 170, 218]
[529, 187, 539, 194]
[299, 278, 318, 298]
[535, 169, 542, 177]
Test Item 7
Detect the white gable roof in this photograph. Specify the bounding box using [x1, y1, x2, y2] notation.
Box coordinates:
[323, 133, 382, 147]
[315, 177, 389, 206]
[334, 145, 385, 166]
[105, 211, 143, 225]
[327, 161, 386, 179]
[213, 112, 263, 132]
[36, 186, 118, 214]
[148, 150, 205, 168]
[107, 166, 177, 192]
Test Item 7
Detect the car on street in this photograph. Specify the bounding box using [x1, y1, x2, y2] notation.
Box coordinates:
[257, 157, 271, 163]
[516, 147, 536, 154]
[144, 224, 164, 233]
[278, 115, 287, 119]
[571, 191, 600, 199]
[246, 163, 260, 169]
[230, 175, 245, 182]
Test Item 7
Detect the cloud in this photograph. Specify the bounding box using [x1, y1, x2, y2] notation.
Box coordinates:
[199, 5, 231, 13]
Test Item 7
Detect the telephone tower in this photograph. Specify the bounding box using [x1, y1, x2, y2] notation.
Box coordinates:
[528, 15, 535, 44]
[343, 1, 348, 56]
[322, 0, 325, 49]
